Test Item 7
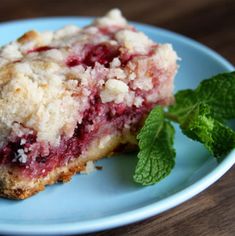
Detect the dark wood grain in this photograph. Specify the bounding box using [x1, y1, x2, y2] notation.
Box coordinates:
[0, 0, 234, 235]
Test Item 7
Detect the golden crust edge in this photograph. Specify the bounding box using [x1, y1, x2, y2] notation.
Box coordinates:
[0, 133, 137, 200]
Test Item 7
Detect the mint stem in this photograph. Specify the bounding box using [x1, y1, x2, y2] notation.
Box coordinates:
[164, 112, 179, 123]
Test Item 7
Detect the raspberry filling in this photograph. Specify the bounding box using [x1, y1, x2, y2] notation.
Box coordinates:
[0, 95, 153, 179]
[67, 43, 121, 68]
[83, 44, 120, 67]
[27, 46, 54, 53]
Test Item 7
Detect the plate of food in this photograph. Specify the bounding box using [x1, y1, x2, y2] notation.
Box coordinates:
[0, 9, 234, 235]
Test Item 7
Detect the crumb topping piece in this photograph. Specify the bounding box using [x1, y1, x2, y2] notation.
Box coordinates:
[80, 161, 96, 174]
[14, 149, 28, 164]
[94, 9, 127, 27]
[116, 30, 154, 54]
[100, 78, 129, 103]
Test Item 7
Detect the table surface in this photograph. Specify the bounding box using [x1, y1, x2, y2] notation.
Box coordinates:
[0, 0, 234, 235]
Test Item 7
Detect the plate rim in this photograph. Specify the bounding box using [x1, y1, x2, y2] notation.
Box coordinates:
[0, 17, 234, 235]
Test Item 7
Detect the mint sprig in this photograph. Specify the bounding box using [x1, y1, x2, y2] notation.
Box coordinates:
[134, 106, 175, 185]
[169, 72, 235, 120]
[180, 103, 235, 159]
[134, 72, 235, 185]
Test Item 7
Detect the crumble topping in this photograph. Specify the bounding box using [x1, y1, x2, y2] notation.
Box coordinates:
[115, 30, 154, 54]
[153, 44, 178, 70]
[80, 161, 96, 174]
[98, 135, 113, 149]
[42, 49, 64, 61]
[0, 9, 178, 147]
[0, 42, 22, 60]
[94, 9, 127, 27]
[14, 149, 28, 163]
[54, 25, 80, 39]
[100, 78, 129, 103]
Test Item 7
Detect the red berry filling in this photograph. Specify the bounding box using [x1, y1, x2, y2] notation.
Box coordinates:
[83, 44, 120, 67]
[0, 94, 154, 179]
[27, 46, 54, 54]
[66, 43, 121, 68]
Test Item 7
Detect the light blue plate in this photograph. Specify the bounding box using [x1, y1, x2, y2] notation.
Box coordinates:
[0, 17, 234, 235]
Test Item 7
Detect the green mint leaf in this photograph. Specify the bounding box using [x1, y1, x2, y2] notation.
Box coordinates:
[196, 72, 235, 119]
[134, 106, 176, 185]
[168, 72, 235, 159]
[134, 72, 235, 186]
[169, 72, 235, 120]
[180, 103, 235, 159]
[167, 89, 196, 123]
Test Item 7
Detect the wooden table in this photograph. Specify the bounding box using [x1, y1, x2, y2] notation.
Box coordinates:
[0, 0, 234, 235]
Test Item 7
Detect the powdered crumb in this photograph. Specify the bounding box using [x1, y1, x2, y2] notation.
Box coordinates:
[94, 9, 127, 27]
[115, 30, 153, 54]
[98, 135, 112, 149]
[80, 161, 96, 174]
[20, 138, 26, 145]
[14, 149, 28, 163]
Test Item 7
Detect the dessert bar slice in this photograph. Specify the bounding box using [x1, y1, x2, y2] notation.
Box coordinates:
[0, 9, 178, 199]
